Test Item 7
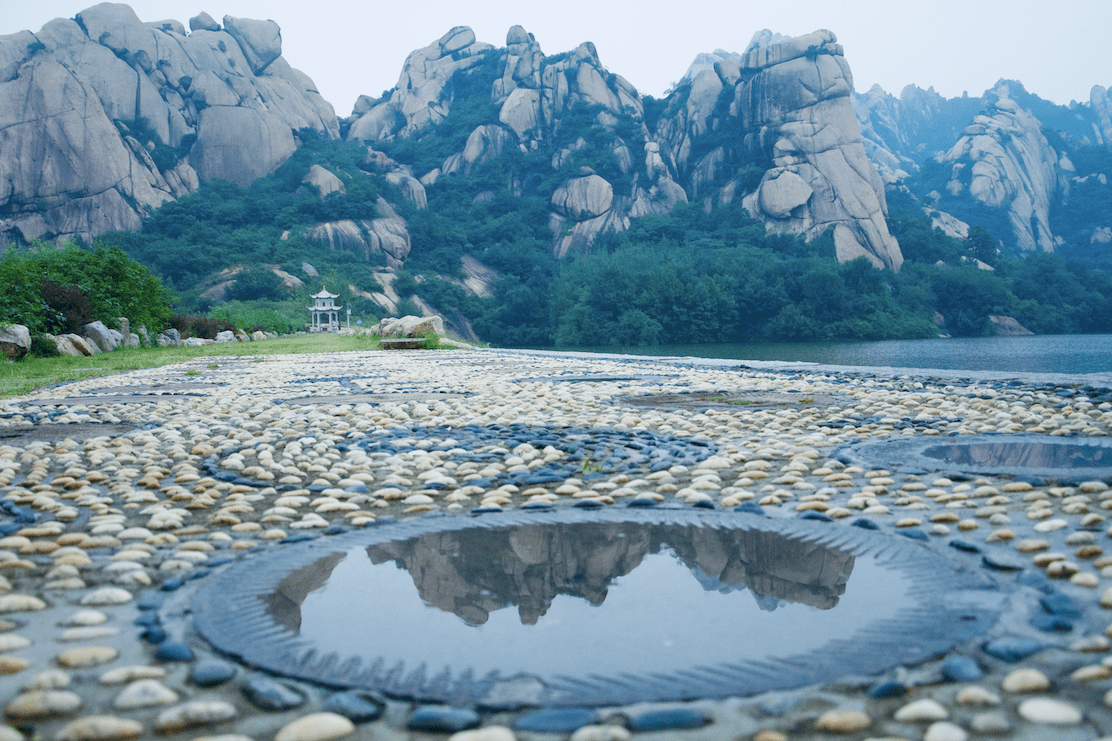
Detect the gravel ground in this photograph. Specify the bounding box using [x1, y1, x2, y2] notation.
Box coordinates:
[0, 347, 1111, 741]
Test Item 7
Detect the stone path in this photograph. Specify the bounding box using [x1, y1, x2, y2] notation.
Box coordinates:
[0, 348, 1110, 740]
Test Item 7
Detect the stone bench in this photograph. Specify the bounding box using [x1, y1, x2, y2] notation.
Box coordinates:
[379, 338, 426, 350]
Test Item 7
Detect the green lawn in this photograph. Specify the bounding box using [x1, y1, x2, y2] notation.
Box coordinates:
[0, 334, 386, 399]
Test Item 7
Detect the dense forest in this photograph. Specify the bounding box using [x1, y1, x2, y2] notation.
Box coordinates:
[81, 113, 1112, 346]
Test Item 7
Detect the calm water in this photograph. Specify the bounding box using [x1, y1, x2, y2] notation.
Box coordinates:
[561, 334, 1112, 375]
[277, 522, 905, 681]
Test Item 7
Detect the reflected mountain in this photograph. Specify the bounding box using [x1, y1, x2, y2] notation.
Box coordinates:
[262, 522, 854, 631]
[923, 441, 1111, 469]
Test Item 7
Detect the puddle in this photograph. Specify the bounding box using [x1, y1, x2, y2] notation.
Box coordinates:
[838, 434, 1112, 479]
[192, 511, 999, 707]
[622, 391, 838, 411]
[0, 422, 148, 442]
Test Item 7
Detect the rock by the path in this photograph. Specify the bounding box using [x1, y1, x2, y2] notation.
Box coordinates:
[0, 324, 30, 360]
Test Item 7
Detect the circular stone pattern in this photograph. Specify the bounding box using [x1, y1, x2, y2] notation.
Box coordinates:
[191, 510, 1001, 707]
[836, 433, 1112, 480]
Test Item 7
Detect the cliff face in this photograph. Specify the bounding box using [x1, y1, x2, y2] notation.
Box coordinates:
[347, 26, 903, 269]
[656, 29, 904, 270]
[0, 3, 337, 247]
[936, 95, 1073, 253]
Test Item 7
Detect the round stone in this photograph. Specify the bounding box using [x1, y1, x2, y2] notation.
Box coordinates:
[1001, 668, 1050, 693]
[1017, 697, 1083, 724]
[154, 700, 238, 732]
[274, 712, 356, 741]
[813, 710, 871, 733]
[924, 721, 967, 741]
[448, 727, 517, 741]
[113, 679, 179, 709]
[57, 646, 119, 668]
[5, 689, 82, 720]
[79, 588, 132, 606]
[894, 698, 949, 722]
[55, 715, 143, 741]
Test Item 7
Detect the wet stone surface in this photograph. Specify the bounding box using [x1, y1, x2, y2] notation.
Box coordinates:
[0, 348, 1110, 740]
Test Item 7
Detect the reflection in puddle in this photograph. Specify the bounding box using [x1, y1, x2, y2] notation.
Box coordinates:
[923, 441, 1112, 469]
[258, 523, 899, 680]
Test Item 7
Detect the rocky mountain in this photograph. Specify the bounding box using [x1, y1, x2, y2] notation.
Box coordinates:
[0, 2, 337, 247]
[853, 79, 1112, 255]
[347, 26, 904, 270]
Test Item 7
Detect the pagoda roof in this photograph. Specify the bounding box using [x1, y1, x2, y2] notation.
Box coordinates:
[311, 286, 339, 299]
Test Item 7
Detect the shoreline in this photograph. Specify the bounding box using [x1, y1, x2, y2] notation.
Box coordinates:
[0, 347, 1110, 740]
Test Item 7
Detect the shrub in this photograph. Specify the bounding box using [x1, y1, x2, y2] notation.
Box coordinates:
[29, 334, 59, 357]
[168, 314, 236, 339]
[40, 279, 94, 333]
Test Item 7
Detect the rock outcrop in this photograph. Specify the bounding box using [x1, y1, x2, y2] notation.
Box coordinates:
[0, 3, 337, 246]
[347, 25, 686, 258]
[300, 198, 412, 268]
[935, 96, 1071, 253]
[657, 29, 903, 270]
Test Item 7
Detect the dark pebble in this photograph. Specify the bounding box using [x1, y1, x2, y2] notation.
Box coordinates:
[982, 553, 1025, 571]
[941, 655, 983, 682]
[135, 593, 163, 610]
[160, 576, 185, 592]
[241, 675, 307, 711]
[734, 502, 765, 516]
[949, 540, 981, 554]
[850, 518, 880, 530]
[154, 640, 194, 662]
[515, 709, 600, 733]
[627, 499, 658, 508]
[133, 612, 160, 627]
[407, 706, 481, 733]
[867, 681, 907, 699]
[1040, 592, 1082, 618]
[324, 691, 386, 723]
[897, 529, 928, 541]
[573, 500, 603, 509]
[798, 511, 831, 521]
[141, 626, 167, 644]
[280, 533, 316, 544]
[628, 708, 709, 732]
[983, 636, 1043, 662]
[521, 501, 554, 511]
[1030, 614, 1074, 632]
[190, 658, 237, 687]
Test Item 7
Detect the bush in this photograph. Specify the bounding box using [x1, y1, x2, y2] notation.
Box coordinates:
[40, 279, 94, 333]
[29, 334, 59, 357]
[168, 314, 236, 339]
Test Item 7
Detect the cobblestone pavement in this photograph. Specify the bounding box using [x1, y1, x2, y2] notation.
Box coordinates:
[0, 348, 1111, 741]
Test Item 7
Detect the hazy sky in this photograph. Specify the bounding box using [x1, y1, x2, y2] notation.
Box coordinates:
[4, 1, 1111, 118]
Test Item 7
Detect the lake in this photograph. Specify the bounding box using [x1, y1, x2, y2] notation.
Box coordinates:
[556, 334, 1112, 376]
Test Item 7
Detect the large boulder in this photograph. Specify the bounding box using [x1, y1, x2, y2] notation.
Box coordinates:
[935, 94, 1069, 253]
[82, 321, 117, 353]
[551, 175, 613, 221]
[377, 315, 445, 338]
[61, 333, 98, 355]
[0, 324, 30, 360]
[222, 16, 282, 75]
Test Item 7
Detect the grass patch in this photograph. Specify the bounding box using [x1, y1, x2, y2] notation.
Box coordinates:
[0, 334, 390, 399]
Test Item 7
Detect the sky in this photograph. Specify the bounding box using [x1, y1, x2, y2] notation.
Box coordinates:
[3, 0, 1111, 118]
